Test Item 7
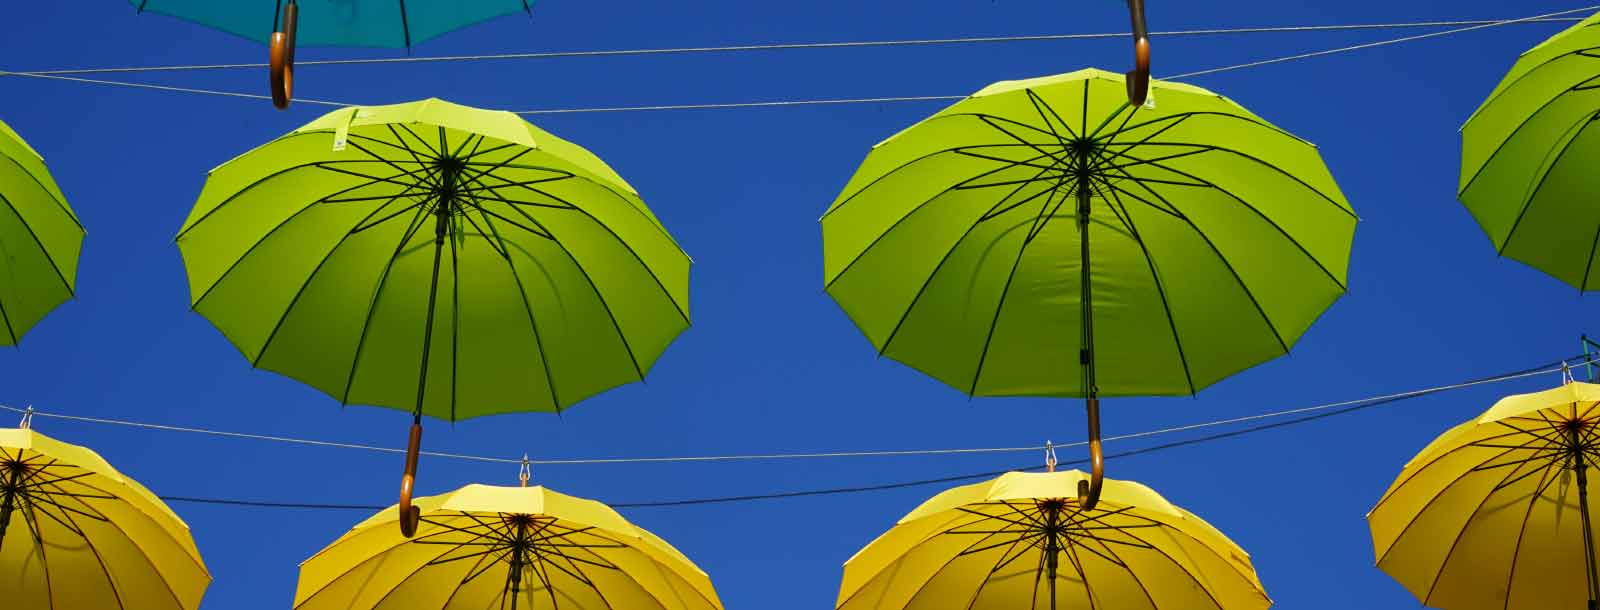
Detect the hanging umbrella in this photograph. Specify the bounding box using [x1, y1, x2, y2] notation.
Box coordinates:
[1, 416, 210, 610]
[293, 481, 723, 610]
[175, 98, 690, 535]
[1459, 12, 1600, 289]
[821, 68, 1354, 507]
[1368, 379, 1600, 610]
[837, 469, 1269, 610]
[0, 119, 83, 346]
[130, 1, 540, 107]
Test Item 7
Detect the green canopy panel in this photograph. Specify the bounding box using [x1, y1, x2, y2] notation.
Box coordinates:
[0, 119, 83, 346]
[822, 69, 1356, 397]
[1460, 11, 1600, 290]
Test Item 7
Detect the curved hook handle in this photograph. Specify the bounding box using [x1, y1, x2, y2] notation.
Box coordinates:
[398, 422, 422, 537]
[269, 1, 298, 109]
[1076, 397, 1105, 511]
[1124, 0, 1151, 107]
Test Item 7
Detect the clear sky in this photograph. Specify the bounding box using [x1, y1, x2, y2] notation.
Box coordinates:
[3, 1, 1597, 609]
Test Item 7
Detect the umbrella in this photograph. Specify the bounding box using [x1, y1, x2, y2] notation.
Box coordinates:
[130, 1, 539, 107]
[1368, 379, 1600, 610]
[1, 417, 210, 610]
[836, 469, 1269, 610]
[0, 119, 83, 346]
[293, 482, 723, 610]
[1459, 11, 1600, 289]
[175, 98, 690, 535]
[821, 68, 1353, 507]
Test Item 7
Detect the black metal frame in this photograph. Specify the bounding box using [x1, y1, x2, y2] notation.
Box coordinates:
[409, 511, 626, 610]
[0, 448, 115, 553]
[1468, 400, 1600, 609]
[941, 498, 1169, 610]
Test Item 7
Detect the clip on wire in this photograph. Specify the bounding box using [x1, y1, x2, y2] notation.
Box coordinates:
[519, 454, 532, 487]
[1564, 361, 1576, 385]
[1044, 440, 1058, 473]
[18, 406, 34, 430]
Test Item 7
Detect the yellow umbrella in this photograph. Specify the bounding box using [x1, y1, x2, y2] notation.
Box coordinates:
[0, 421, 210, 610]
[295, 482, 723, 610]
[1369, 380, 1600, 610]
[837, 469, 1269, 610]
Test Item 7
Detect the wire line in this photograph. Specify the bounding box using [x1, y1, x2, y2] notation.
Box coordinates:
[5, 355, 1586, 467]
[9, 17, 1585, 76]
[0, 7, 1591, 114]
[139, 354, 1594, 511]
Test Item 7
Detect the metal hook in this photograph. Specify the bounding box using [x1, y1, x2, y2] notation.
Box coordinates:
[18, 407, 33, 430]
[1124, 0, 1152, 107]
[1044, 441, 1058, 473]
[1565, 361, 1577, 385]
[519, 454, 532, 487]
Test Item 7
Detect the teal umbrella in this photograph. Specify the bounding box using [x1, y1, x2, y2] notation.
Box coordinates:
[130, 1, 538, 107]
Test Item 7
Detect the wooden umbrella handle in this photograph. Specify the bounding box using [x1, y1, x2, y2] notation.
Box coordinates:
[398, 423, 422, 537]
[1124, 0, 1151, 107]
[269, 1, 298, 109]
[1076, 397, 1105, 511]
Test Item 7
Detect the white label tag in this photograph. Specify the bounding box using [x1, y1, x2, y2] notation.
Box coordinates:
[332, 124, 349, 152]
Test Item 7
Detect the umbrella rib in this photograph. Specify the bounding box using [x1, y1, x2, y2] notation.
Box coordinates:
[338, 194, 438, 404]
[1095, 179, 1197, 393]
[966, 194, 1047, 396]
[1425, 451, 1564, 605]
[462, 163, 693, 325]
[1025, 88, 1081, 142]
[823, 143, 1069, 285]
[1097, 143, 1350, 289]
[0, 188, 75, 303]
[479, 210, 566, 410]
[459, 170, 649, 381]
[19, 504, 56, 609]
[256, 186, 439, 369]
[1492, 114, 1595, 257]
[1499, 446, 1562, 610]
[52, 498, 129, 610]
[954, 532, 1035, 610]
[1375, 440, 1528, 562]
[1100, 165, 1292, 353]
[1460, 52, 1600, 195]
[1060, 533, 1098, 610]
[1114, 525, 1236, 609]
[186, 159, 437, 308]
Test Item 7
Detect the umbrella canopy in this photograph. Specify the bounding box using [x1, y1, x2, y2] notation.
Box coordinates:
[176, 98, 690, 533]
[294, 483, 723, 610]
[1, 425, 209, 610]
[837, 470, 1269, 610]
[1459, 12, 1600, 289]
[1368, 381, 1600, 610]
[129, 0, 534, 48]
[0, 119, 83, 345]
[822, 68, 1354, 399]
[177, 97, 689, 420]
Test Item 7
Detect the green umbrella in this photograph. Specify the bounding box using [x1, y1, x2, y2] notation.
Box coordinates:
[131, 1, 539, 107]
[176, 98, 689, 534]
[0, 119, 83, 346]
[1460, 12, 1600, 290]
[822, 68, 1354, 506]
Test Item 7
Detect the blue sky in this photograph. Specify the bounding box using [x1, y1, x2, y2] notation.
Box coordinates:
[3, 1, 1597, 609]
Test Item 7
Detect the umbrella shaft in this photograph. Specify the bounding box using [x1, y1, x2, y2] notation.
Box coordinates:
[1572, 426, 1599, 609]
[0, 469, 19, 547]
